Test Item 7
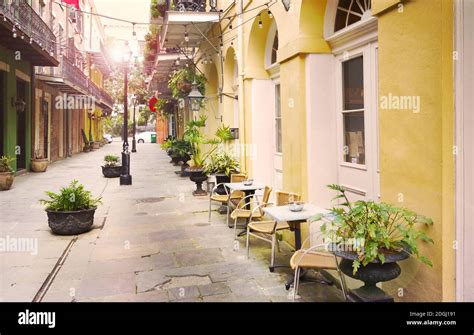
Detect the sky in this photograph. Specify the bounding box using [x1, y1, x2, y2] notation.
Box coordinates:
[93, 0, 151, 57]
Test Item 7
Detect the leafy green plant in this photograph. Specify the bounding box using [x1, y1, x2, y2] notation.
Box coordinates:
[150, 0, 167, 18]
[104, 155, 120, 167]
[40, 180, 102, 212]
[312, 184, 434, 275]
[168, 67, 206, 99]
[161, 138, 176, 152]
[168, 139, 193, 161]
[183, 116, 232, 168]
[0, 156, 14, 173]
[204, 151, 240, 177]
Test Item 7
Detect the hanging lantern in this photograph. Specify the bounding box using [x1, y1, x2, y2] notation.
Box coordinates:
[187, 81, 204, 113]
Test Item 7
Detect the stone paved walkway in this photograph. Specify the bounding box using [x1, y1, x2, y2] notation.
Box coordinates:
[0, 141, 343, 302]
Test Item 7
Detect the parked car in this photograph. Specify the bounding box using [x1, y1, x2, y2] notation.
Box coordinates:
[136, 131, 156, 143]
[103, 134, 113, 144]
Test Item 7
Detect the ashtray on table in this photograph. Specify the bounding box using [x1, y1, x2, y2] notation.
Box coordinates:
[243, 179, 254, 186]
[288, 201, 305, 212]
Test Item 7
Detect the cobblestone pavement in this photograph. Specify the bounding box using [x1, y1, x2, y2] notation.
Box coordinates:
[0, 141, 343, 302]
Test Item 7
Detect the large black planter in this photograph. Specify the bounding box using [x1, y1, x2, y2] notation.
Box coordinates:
[102, 165, 122, 178]
[46, 207, 97, 235]
[180, 163, 190, 177]
[171, 156, 181, 165]
[214, 174, 230, 195]
[186, 168, 208, 196]
[333, 246, 409, 302]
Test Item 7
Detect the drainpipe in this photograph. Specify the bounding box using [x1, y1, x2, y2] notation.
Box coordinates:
[237, 0, 246, 171]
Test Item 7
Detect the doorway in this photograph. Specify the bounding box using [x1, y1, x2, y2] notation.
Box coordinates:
[0, 71, 4, 157]
[16, 80, 27, 170]
[41, 97, 49, 159]
[335, 42, 379, 201]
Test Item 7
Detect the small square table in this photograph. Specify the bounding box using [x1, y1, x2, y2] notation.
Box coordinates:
[264, 203, 330, 250]
[224, 182, 265, 208]
[224, 182, 265, 227]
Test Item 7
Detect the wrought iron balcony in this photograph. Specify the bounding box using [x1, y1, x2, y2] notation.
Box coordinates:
[36, 56, 89, 95]
[168, 0, 206, 12]
[164, 0, 218, 12]
[160, 0, 219, 49]
[88, 79, 114, 110]
[98, 86, 114, 109]
[0, 0, 58, 66]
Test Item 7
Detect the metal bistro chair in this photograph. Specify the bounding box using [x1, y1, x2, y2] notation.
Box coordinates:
[208, 173, 247, 223]
[244, 191, 301, 270]
[289, 233, 348, 302]
[231, 186, 272, 239]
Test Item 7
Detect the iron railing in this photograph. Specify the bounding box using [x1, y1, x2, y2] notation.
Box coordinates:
[166, 0, 207, 12]
[62, 56, 89, 93]
[88, 80, 113, 108]
[0, 0, 57, 58]
[99, 87, 114, 107]
[35, 56, 88, 94]
[87, 80, 101, 102]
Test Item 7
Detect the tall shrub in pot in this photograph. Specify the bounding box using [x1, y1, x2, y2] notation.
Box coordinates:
[183, 116, 232, 196]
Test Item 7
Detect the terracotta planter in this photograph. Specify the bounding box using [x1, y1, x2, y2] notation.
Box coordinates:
[31, 159, 48, 172]
[0, 172, 14, 191]
[186, 168, 208, 196]
[92, 142, 101, 150]
[46, 207, 97, 235]
[102, 165, 122, 178]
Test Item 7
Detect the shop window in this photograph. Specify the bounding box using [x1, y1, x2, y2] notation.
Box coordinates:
[335, 0, 372, 32]
[342, 56, 365, 164]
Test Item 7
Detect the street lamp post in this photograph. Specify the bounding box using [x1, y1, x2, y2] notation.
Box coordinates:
[131, 95, 137, 153]
[120, 47, 132, 186]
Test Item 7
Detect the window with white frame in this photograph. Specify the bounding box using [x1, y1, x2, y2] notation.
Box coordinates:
[334, 0, 372, 32]
[342, 55, 365, 165]
[275, 84, 282, 153]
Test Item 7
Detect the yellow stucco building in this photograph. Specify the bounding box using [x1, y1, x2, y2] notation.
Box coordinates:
[156, 0, 474, 302]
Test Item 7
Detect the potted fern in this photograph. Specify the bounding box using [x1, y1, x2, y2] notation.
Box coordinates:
[40, 180, 102, 235]
[101, 154, 121, 178]
[312, 184, 434, 302]
[31, 149, 48, 173]
[0, 156, 15, 191]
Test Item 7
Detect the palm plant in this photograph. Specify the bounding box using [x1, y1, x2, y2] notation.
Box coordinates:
[183, 116, 232, 169]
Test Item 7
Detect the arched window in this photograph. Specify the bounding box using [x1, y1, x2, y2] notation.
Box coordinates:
[265, 20, 278, 68]
[271, 31, 278, 65]
[334, 0, 372, 32]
